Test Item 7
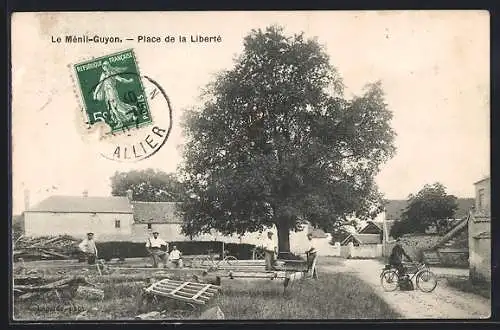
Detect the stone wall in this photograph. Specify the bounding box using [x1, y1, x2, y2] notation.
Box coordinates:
[384, 234, 443, 261]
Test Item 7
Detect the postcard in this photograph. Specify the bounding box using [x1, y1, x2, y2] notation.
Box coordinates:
[11, 11, 490, 321]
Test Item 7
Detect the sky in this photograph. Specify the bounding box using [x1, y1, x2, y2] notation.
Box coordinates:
[11, 11, 490, 215]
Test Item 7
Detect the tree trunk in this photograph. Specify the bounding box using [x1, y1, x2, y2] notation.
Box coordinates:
[276, 222, 290, 253]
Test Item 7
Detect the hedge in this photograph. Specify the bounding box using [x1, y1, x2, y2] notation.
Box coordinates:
[92, 241, 257, 261]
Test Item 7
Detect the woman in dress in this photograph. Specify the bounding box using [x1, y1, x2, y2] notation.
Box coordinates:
[92, 60, 138, 128]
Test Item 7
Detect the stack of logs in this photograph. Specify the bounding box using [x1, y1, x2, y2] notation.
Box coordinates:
[13, 275, 102, 301]
[14, 235, 80, 261]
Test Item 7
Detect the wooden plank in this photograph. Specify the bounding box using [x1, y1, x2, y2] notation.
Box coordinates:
[146, 289, 205, 305]
[168, 281, 191, 295]
[185, 282, 220, 292]
[192, 284, 212, 300]
[155, 283, 214, 297]
[156, 283, 216, 296]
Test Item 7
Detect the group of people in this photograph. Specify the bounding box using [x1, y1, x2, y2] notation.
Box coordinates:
[146, 231, 183, 268]
[78, 229, 412, 278]
[77, 231, 183, 268]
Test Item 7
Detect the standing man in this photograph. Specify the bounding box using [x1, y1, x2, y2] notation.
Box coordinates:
[305, 233, 318, 272]
[78, 232, 98, 265]
[146, 231, 168, 268]
[263, 231, 277, 271]
[168, 245, 183, 268]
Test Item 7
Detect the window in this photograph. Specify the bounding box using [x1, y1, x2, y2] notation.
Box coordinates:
[147, 223, 152, 229]
[478, 189, 485, 210]
[115, 220, 120, 228]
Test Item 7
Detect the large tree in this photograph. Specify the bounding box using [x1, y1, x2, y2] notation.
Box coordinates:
[110, 169, 184, 202]
[390, 182, 458, 238]
[180, 26, 396, 252]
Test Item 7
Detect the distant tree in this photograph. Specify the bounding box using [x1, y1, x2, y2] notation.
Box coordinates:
[180, 26, 396, 252]
[110, 169, 184, 202]
[390, 183, 458, 238]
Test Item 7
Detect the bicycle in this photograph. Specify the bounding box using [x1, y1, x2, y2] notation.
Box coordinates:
[380, 261, 438, 293]
[192, 249, 238, 271]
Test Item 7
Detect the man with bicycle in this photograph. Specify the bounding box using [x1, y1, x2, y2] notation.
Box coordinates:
[389, 238, 413, 278]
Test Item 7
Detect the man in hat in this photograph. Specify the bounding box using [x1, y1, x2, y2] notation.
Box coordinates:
[305, 233, 318, 272]
[389, 237, 413, 278]
[146, 231, 168, 268]
[263, 231, 277, 271]
[78, 232, 98, 265]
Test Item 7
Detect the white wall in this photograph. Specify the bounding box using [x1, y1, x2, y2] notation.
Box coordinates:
[24, 212, 134, 241]
[340, 242, 383, 258]
[468, 214, 491, 282]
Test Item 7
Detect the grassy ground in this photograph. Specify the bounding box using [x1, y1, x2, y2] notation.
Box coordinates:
[13, 257, 399, 320]
[445, 277, 491, 299]
[218, 274, 400, 319]
[13, 271, 400, 320]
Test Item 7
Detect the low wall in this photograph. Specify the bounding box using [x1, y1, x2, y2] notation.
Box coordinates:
[384, 234, 443, 260]
[437, 248, 469, 268]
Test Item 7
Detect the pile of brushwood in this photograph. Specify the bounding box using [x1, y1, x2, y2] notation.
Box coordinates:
[14, 235, 80, 261]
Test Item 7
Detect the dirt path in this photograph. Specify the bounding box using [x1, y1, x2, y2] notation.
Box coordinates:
[321, 259, 490, 319]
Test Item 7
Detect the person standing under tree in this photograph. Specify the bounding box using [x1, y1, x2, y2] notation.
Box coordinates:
[305, 233, 318, 272]
[146, 231, 168, 268]
[78, 232, 98, 265]
[263, 231, 277, 271]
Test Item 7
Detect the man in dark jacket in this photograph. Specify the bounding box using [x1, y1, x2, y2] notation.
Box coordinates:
[389, 238, 413, 277]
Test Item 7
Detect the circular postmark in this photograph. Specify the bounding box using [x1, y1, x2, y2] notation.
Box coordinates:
[71, 49, 173, 162]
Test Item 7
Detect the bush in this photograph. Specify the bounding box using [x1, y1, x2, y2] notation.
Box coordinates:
[96, 241, 148, 261]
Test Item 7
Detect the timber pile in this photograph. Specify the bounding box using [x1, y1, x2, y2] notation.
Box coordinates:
[13, 275, 99, 300]
[14, 235, 79, 261]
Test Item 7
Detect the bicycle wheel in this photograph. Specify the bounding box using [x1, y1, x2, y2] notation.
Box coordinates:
[192, 257, 204, 268]
[380, 270, 399, 292]
[416, 270, 437, 292]
[224, 256, 238, 266]
[200, 258, 212, 268]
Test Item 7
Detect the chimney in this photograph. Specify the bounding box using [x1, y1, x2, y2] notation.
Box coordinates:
[126, 189, 133, 201]
[82, 190, 88, 197]
[24, 189, 30, 211]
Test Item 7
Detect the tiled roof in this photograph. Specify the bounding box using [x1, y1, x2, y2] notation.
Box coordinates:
[473, 176, 490, 185]
[371, 220, 396, 238]
[26, 196, 133, 213]
[359, 221, 382, 234]
[132, 202, 183, 224]
[342, 233, 381, 245]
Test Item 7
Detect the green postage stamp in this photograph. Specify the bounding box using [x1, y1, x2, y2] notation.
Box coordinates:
[74, 49, 152, 134]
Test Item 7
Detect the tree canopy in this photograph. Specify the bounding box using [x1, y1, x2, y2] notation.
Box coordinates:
[390, 182, 458, 238]
[110, 169, 184, 202]
[179, 26, 396, 251]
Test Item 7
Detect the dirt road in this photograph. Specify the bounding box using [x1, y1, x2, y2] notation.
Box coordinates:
[321, 259, 491, 319]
